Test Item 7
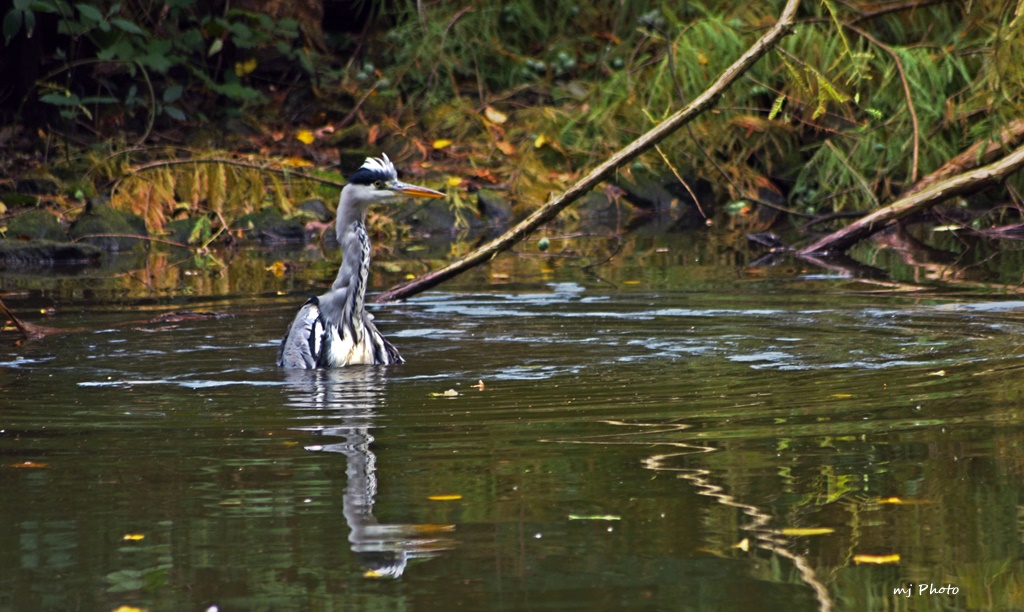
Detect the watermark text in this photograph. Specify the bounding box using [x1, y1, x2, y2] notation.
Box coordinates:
[894, 583, 959, 598]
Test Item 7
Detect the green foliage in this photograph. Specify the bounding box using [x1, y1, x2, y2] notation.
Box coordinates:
[2, 0, 314, 130]
[7, 0, 1024, 231]
[3, 0, 36, 44]
[379, 1, 654, 106]
[361, 0, 1024, 215]
[774, 2, 1024, 212]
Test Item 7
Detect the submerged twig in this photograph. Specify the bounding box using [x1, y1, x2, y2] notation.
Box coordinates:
[0, 297, 72, 340]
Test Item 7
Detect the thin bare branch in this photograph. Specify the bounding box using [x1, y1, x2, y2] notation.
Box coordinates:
[850, 0, 954, 24]
[824, 140, 880, 208]
[845, 24, 920, 183]
[125, 157, 347, 188]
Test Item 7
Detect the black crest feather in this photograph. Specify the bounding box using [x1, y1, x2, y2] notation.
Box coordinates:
[347, 154, 398, 186]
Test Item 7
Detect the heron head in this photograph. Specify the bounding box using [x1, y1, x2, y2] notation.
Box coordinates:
[345, 153, 445, 205]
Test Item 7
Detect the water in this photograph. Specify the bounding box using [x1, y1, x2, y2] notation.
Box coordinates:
[3, 252, 1024, 611]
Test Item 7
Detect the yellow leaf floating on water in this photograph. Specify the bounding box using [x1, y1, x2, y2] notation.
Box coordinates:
[428, 494, 462, 501]
[484, 105, 508, 124]
[433, 139, 453, 149]
[11, 461, 48, 468]
[877, 496, 931, 505]
[568, 514, 621, 521]
[112, 607, 146, 612]
[853, 553, 900, 565]
[430, 389, 459, 397]
[412, 523, 456, 533]
[929, 370, 946, 377]
[295, 130, 315, 145]
[122, 534, 145, 541]
[780, 527, 834, 536]
[364, 569, 390, 578]
[735, 538, 750, 552]
[534, 134, 549, 148]
[831, 393, 853, 398]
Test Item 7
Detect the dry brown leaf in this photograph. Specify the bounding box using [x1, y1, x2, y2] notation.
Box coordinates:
[496, 140, 516, 156]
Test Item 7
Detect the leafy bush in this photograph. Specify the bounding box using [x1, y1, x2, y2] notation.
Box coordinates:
[2, 0, 313, 130]
[369, 0, 1024, 214]
[5, 0, 1024, 229]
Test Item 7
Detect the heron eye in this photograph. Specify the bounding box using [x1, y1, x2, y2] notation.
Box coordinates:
[373, 180, 384, 189]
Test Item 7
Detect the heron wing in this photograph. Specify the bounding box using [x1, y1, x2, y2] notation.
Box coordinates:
[363, 311, 404, 365]
[312, 311, 403, 367]
[277, 297, 325, 368]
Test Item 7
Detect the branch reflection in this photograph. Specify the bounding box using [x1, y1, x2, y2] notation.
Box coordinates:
[545, 420, 834, 612]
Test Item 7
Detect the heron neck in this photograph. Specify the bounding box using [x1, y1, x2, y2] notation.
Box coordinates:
[331, 192, 372, 314]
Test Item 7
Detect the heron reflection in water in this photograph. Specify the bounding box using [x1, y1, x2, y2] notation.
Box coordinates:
[278, 154, 445, 368]
[284, 368, 453, 578]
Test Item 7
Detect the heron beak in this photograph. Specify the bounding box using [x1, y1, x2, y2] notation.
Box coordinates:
[390, 181, 446, 199]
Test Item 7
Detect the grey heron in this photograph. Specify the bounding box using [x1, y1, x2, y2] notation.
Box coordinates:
[277, 154, 445, 368]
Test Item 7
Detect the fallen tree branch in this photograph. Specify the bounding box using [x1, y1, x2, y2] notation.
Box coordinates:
[0, 297, 72, 340]
[376, 0, 802, 303]
[799, 141, 1024, 256]
[904, 119, 1024, 196]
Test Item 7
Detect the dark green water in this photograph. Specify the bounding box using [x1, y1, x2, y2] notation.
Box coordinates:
[3, 248, 1024, 611]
